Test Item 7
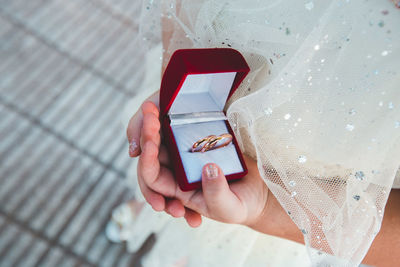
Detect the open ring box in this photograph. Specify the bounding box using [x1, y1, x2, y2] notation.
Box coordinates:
[160, 48, 250, 191]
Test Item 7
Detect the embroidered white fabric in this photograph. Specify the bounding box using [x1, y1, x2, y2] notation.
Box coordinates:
[122, 0, 400, 266]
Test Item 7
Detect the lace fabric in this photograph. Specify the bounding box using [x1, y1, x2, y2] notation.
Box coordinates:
[131, 0, 400, 266]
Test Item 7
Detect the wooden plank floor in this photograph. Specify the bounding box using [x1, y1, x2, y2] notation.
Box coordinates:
[0, 0, 148, 266]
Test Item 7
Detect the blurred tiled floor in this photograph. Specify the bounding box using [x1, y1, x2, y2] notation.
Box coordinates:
[0, 0, 149, 266]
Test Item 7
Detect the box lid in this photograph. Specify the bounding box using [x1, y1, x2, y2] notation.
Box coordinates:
[160, 48, 250, 118]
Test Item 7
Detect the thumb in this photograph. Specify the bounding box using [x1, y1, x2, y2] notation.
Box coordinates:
[201, 163, 244, 223]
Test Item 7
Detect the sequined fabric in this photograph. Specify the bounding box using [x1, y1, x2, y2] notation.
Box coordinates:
[126, 0, 400, 266]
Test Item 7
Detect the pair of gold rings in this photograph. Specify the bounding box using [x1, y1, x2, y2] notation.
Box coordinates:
[191, 133, 233, 153]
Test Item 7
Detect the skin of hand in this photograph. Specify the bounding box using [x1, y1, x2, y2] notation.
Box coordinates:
[127, 94, 269, 228]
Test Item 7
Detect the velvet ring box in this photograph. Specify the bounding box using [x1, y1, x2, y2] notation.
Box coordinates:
[159, 48, 250, 191]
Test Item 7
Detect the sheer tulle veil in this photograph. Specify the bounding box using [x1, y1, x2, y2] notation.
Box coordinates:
[136, 0, 400, 266]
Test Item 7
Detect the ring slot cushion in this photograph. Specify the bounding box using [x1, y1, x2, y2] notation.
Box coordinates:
[159, 48, 250, 191]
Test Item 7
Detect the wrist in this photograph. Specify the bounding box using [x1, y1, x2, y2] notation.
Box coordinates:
[245, 203, 269, 232]
[247, 190, 304, 244]
[245, 188, 273, 234]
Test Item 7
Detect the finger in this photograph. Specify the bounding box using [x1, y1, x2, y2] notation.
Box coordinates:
[141, 109, 161, 149]
[137, 172, 165, 211]
[127, 109, 143, 157]
[127, 98, 159, 158]
[141, 101, 159, 117]
[139, 138, 197, 212]
[158, 145, 170, 166]
[184, 208, 202, 227]
[180, 190, 207, 216]
[141, 104, 168, 165]
[165, 199, 185, 218]
[201, 163, 245, 223]
[138, 141, 179, 198]
[138, 141, 161, 184]
[137, 139, 166, 211]
[127, 100, 159, 157]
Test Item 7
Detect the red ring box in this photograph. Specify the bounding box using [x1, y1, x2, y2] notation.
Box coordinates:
[159, 48, 250, 191]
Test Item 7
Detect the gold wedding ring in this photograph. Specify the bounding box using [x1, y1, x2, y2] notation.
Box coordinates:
[191, 133, 233, 153]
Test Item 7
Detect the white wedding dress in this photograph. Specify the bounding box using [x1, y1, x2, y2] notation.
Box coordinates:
[120, 0, 400, 266]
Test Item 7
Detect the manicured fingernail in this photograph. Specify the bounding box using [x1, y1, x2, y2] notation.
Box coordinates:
[129, 139, 138, 157]
[205, 164, 219, 179]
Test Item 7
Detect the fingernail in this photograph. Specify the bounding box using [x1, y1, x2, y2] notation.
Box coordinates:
[205, 164, 219, 179]
[129, 139, 138, 157]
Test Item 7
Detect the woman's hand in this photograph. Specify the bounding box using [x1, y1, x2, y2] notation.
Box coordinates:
[127, 97, 269, 228]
